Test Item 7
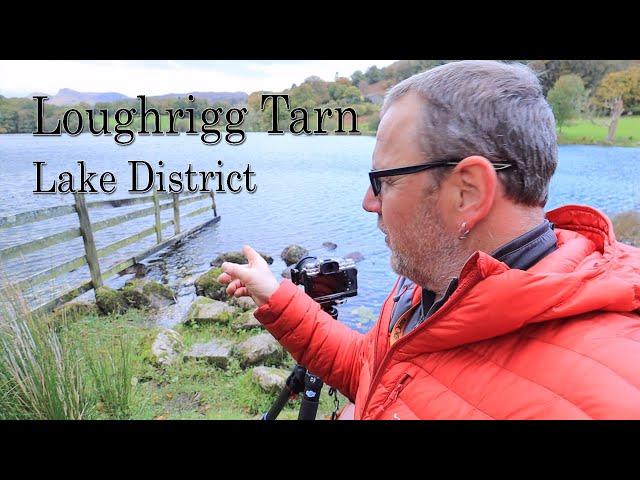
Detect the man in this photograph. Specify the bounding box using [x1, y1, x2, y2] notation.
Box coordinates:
[218, 61, 640, 419]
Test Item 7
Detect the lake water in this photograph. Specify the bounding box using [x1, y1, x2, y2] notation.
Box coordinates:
[1, 133, 639, 331]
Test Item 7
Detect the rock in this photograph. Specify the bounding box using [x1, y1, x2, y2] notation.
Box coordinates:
[123, 279, 176, 309]
[234, 332, 284, 368]
[183, 296, 237, 324]
[151, 328, 184, 366]
[210, 251, 274, 267]
[121, 284, 152, 309]
[182, 274, 199, 287]
[259, 252, 275, 265]
[231, 309, 263, 331]
[95, 287, 128, 315]
[322, 241, 337, 250]
[210, 251, 247, 266]
[251, 366, 290, 393]
[184, 339, 234, 369]
[194, 267, 227, 300]
[345, 251, 365, 263]
[118, 263, 147, 278]
[281, 267, 292, 279]
[229, 296, 257, 311]
[280, 245, 309, 266]
[142, 281, 176, 309]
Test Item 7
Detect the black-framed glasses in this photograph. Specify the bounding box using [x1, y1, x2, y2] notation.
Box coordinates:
[368, 160, 513, 196]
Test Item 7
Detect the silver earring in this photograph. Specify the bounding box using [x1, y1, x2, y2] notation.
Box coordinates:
[458, 221, 470, 240]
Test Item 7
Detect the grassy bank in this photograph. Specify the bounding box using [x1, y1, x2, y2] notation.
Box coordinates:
[557, 116, 640, 146]
[0, 300, 346, 420]
[2, 210, 638, 420]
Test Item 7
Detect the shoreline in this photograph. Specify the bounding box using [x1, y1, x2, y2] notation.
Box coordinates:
[1, 130, 639, 147]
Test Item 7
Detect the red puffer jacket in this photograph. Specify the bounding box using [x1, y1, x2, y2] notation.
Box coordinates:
[255, 205, 640, 419]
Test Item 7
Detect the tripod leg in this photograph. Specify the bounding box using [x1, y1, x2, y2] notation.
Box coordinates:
[298, 371, 324, 420]
[261, 364, 307, 420]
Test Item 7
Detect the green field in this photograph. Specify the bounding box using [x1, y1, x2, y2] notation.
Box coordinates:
[558, 116, 640, 146]
[108, 113, 636, 143]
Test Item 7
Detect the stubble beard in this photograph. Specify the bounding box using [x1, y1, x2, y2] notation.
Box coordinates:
[387, 204, 467, 296]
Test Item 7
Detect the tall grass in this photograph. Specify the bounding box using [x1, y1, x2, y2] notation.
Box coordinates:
[83, 332, 136, 419]
[0, 281, 89, 419]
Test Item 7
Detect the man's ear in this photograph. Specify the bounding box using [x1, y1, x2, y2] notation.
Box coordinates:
[444, 155, 498, 229]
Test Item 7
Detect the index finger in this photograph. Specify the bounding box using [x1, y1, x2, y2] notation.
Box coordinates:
[243, 245, 266, 266]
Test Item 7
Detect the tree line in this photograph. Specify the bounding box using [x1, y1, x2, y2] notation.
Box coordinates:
[541, 61, 640, 141]
[1, 60, 638, 141]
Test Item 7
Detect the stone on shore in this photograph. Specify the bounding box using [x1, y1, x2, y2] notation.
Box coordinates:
[194, 267, 227, 300]
[322, 241, 337, 250]
[251, 366, 290, 393]
[184, 339, 234, 369]
[231, 309, 263, 331]
[345, 251, 365, 263]
[95, 287, 128, 315]
[210, 251, 274, 267]
[119, 263, 147, 278]
[229, 296, 257, 311]
[281, 245, 309, 266]
[234, 332, 284, 368]
[183, 296, 237, 324]
[123, 279, 176, 310]
[150, 328, 184, 366]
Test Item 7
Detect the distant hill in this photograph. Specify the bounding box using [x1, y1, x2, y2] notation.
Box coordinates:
[43, 88, 131, 106]
[29, 89, 248, 107]
[149, 91, 248, 105]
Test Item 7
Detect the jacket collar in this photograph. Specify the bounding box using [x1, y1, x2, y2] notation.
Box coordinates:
[396, 205, 640, 355]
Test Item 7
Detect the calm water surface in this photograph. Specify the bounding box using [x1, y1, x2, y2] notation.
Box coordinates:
[1, 133, 639, 331]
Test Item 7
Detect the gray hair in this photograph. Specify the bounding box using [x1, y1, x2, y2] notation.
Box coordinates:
[382, 60, 558, 207]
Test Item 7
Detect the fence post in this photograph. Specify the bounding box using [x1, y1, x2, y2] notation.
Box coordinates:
[73, 193, 103, 289]
[152, 185, 162, 243]
[172, 193, 181, 235]
[209, 190, 218, 218]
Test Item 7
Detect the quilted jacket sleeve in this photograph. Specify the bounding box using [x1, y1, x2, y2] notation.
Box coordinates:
[254, 280, 367, 401]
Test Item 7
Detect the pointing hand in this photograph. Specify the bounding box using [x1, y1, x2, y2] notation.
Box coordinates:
[216, 245, 280, 307]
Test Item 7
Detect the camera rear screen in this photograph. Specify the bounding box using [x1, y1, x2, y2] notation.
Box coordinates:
[306, 273, 346, 300]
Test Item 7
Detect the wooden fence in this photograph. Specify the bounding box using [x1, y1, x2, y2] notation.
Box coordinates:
[0, 189, 220, 314]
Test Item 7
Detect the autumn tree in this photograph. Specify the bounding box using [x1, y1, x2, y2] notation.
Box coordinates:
[595, 67, 640, 142]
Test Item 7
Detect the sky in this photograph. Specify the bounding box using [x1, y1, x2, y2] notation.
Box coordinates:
[0, 60, 397, 98]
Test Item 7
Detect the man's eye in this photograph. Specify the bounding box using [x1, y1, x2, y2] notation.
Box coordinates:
[381, 177, 394, 186]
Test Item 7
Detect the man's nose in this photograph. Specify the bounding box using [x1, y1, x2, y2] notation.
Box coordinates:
[362, 185, 381, 213]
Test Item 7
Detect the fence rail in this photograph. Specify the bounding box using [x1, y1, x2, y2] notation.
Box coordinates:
[0, 189, 220, 314]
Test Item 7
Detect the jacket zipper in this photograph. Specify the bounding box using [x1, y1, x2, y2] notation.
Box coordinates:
[376, 372, 412, 418]
[363, 269, 483, 417]
[372, 281, 409, 378]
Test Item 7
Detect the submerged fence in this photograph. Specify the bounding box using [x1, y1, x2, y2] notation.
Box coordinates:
[0, 189, 220, 314]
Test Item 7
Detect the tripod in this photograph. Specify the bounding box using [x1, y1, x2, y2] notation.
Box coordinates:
[262, 302, 341, 420]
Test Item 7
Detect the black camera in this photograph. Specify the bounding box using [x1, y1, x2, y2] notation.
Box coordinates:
[290, 256, 358, 304]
